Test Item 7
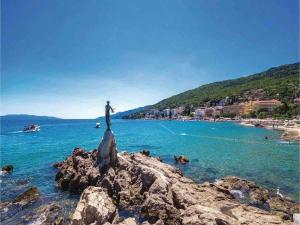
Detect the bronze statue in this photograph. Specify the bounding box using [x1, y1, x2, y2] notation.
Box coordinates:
[105, 101, 114, 130]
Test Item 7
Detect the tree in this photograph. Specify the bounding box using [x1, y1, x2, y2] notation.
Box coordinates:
[258, 111, 268, 119]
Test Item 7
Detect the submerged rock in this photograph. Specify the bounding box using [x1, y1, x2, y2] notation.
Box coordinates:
[13, 187, 40, 205]
[0, 187, 40, 221]
[24, 202, 63, 225]
[174, 155, 189, 164]
[1, 165, 13, 173]
[140, 150, 150, 156]
[55, 150, 297, 224]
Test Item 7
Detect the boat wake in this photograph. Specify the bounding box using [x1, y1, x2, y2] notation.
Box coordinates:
[158, 124, 276, 145]
[159, 124, 176, 135]
[9, 130, 23, 134]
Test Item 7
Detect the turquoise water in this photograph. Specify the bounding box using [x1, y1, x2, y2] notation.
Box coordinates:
[1, 119, 299, 222]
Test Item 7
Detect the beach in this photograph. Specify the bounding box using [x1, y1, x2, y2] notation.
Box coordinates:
[238, 118, 300, 141]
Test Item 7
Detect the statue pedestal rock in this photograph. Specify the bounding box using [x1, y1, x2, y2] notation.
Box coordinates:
[96, 129, 118, 169]
[96, 101, 118, 170]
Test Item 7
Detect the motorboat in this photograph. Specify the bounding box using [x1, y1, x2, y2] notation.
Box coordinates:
[95, 122, 101, 128]
[23, 124, 40, 132]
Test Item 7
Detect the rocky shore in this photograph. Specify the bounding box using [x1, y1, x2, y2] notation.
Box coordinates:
[54, 148, 299, 225]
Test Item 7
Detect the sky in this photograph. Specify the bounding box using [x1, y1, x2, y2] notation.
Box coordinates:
[1, 0, 299, 119]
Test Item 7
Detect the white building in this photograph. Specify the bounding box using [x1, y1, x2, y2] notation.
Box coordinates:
[163, 108, 171, 117]
[195, 107, 206, 118]
[171, 109, 178, 116]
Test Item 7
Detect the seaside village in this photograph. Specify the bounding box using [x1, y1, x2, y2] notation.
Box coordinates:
[144, 98, 284, 121]
[138, 90, 300, 142]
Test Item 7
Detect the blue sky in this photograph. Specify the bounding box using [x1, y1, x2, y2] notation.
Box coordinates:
[1, 0, 299, 118]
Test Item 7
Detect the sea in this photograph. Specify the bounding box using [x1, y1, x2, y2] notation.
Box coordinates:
[0, 118, 299, 224]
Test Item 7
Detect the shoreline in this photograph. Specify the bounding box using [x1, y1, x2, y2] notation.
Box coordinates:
[125, 117, 300, 142]
[238, 119, 300, 142]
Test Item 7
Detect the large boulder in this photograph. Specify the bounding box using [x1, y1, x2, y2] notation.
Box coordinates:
[71, 186, 118, 225]
[1, 165, 13, 173]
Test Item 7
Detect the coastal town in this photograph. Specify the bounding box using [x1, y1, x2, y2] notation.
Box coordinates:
[125, 92, 300, 141]
[142, 98, 284, 120]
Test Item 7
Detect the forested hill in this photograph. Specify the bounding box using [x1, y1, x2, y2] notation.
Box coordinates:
[153, 62, 299, 110]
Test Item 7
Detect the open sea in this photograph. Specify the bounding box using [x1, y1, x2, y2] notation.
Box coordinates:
[0, 118, 299, 224]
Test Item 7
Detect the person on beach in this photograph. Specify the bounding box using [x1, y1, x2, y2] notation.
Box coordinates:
[105, 101, 114, 130]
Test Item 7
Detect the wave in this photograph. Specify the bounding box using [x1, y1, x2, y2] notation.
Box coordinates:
[230, 189, 244, 199]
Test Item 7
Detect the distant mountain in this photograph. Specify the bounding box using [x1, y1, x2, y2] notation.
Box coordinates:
[0, 114, 62, 120]
[96, 106, 151, 120]
[153, 62, 299, 109]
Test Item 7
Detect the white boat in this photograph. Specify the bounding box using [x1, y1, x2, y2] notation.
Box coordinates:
[95, 122, 101, 128]
[23, 124, 40, 132]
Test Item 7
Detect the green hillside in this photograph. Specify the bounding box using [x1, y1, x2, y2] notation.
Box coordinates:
[154, 62, 299, 109]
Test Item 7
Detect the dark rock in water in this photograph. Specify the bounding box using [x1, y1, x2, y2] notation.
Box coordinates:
[1, 165, 13, 173]
[16, 179, 30, 186]
[56, 151, 294, 224]
[0, 187, 40, 222]
[155, 157, 163, 162]
[254, 123, 264, 128]
[53, 161, 63, 168]
[174, 155, 189, 164]
[140, 149, 150, 156]
[13, 187, 40, 205]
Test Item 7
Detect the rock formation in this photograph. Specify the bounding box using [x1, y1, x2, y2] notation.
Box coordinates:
[214, 176, 300, 221]
[0, 187, 40, 221]
[55, 148, 100, 194]
[174, 155, 189, 164]
[54, 149, 299, 225]
[140, 150, 150, 156]
[96, 129, 118, 170]
[1, 164, 13, 173]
